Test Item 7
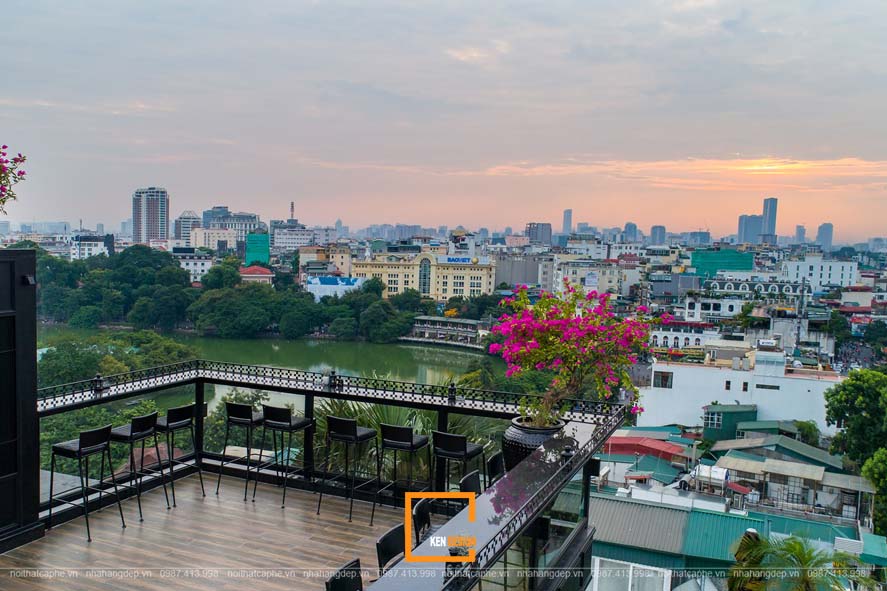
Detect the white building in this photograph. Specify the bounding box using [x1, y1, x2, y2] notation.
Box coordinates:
[639, 348, 842, 435]
[172, 249, 213, 283]
[781, 255, 857, 291]
[554, 259, 628, 294]
[190, 227, 238, 251]
[273, 228, 316, 252]
[304, 276, 365, 301]
[69, 236, 108, 260]
[174, 210, 201, 243]
[680, 296, 746, 322]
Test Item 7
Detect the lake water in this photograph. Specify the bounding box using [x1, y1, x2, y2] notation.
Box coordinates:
[38, 327, 490, 411]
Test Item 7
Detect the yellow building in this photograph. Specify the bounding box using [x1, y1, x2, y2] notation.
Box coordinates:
[352, 253, 496, 301]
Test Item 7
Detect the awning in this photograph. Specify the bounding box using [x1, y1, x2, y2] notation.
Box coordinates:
[860, 533, 887, 567]
[726, 482, 752, 495]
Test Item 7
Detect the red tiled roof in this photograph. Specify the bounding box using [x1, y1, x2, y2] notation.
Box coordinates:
[602, 436, 686, 460]
[839, 305, 872, 313]
[726, 481, 752, 494]
[239, 265, 273, 275]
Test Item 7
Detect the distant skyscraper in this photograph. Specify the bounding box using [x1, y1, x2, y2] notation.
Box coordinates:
[132, 187, 169, 244]
[762, 197, 778, 236]
[202, 206, 230, 228]
[816, 223, 834, 252]
[623, 222, 638, 243]
[650, 225, 666, 245]
[737, 214, 763, 244]
[95, 223, 104, 235]
[576, 222, 590, 233]
[503, 226, 513, 236]
[120, 218, 133, 236]
[525, 222, 552, 245]
[0, 221, 10, 236]
[174, 210, 201, 243]
[794, 225, 806, 245]
[562, 209, 572, 234]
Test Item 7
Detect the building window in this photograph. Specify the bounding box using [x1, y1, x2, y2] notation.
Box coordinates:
[725, 380, 731, 391]
[652, 371, 673, 389]
[591, 558, 670, 591]
[703, 411, 722, 429]
[742, 382, 749, 392]
[755, 384, 780, 390]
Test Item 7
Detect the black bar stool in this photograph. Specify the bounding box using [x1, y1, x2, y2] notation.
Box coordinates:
[459, 469, 482, 497]
[486, 451, 505, 487]
[431, 431, 486, 492]
[47, 424, 126, 542]
[316, 415, 379, 522]
[325, 558, 363, 591]
[371, 423, 430, 525]
[156, 403, 206, 506]
[375, 523, 405, 578]
[251, 404, 314, 507]
[110, 411, 170, 521]
[411, 497, 441, 547]
[215, 401, 264, 501]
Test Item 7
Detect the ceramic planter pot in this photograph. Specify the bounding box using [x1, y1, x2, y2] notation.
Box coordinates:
[502, 416, 565, 470]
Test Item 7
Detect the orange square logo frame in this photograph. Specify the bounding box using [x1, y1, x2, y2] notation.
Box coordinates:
[404, 492, 477, 563]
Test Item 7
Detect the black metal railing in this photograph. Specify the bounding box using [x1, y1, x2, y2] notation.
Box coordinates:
[442, 406, 625, 590]
[37, 359, 625, 425]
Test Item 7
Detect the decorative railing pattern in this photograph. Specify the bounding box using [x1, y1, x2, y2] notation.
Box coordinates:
[37, 360, 625, 425]
[443, 406, 626, 590]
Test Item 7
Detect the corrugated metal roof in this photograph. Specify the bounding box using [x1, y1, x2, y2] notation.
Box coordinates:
[861, 533, 887, 566]
[821, 472, 876, 494]
[736, 420, 799, 434]
[761, 458, 825, 480]
[716, 455, 765, 475]
[710, 435, 843, 470]
[588, 494, 689, 555]
[682, 510, 764, 562]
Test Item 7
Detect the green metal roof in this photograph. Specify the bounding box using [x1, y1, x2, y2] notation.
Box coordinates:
[668, 435, 698, 445]
[861, 533, 887, 567]
[724, 449, 766, 462]
[705, 404, 758, 413]
[736, 420, 799, 434]
[588, 494, 690, 555]
[630, 456, 681, 485]
[749, 512, 856, 543]
[682, 510, 764, 563]
[711, 435, 844, 471]
[622, 426, 683, 435]
[595, 453, 643, 464]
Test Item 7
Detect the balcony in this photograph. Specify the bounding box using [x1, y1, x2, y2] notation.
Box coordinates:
[5, 358, 624, 591]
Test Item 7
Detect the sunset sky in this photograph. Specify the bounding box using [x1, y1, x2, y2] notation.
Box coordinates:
[2, 1, 887, 241]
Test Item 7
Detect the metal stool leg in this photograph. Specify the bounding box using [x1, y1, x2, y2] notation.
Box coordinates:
[79, 457, 91, 542]
[215, 422, 230, 495]
[47, 454, 56, 529]
[190, 424, 206, 496]
[316, 436, 331, 515]
[167, 430, 177, 506]
[370, 440, 381, 526]
[98, 447, 105, 508]
[281, 429, 293, 508]
[243, 424, 253, 501]
[252, 425, 267, 501]
[152, 433, 171, 509]
[346, 442, 354, 522]
[130, 442, 143, 522]
[106, 446, 126, 529]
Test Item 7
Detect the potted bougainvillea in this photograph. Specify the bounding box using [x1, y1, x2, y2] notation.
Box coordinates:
[489, 281, 662, 468]
[0, 144, 27, 213]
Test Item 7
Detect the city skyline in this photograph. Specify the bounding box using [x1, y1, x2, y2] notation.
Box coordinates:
[3, 2, 887, 240]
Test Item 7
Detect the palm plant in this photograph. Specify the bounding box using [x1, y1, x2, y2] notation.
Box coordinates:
[314, 397, 506, 480]
[729, 532, 875, 591]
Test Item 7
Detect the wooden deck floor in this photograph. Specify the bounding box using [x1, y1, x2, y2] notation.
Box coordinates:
[0, 474, 404, 590]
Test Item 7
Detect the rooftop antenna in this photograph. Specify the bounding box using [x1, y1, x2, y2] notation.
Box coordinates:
[290, 201, 294, 220]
